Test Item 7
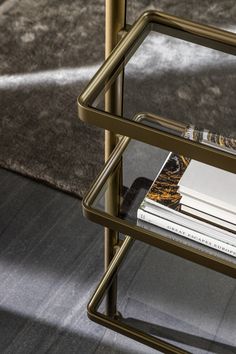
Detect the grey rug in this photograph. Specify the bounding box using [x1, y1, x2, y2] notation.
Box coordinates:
[0, 0, 235, 198]
[0, 0, 105, 197]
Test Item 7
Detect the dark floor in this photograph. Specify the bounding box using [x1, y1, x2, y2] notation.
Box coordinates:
[0, 167, 236, 354]
[0, 167, 153, 353]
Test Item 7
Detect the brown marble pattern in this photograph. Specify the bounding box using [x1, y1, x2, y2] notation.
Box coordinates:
[146, 154, 190, 210]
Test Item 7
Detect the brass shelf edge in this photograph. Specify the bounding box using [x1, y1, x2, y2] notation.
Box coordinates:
[87, 235, 190, 354]
[78, 10, 236, 173]
[82, 130, 236, 279]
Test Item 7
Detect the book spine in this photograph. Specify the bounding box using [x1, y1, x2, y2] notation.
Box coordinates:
[137, 209, 236, 258]
[143, 200, 236, 246]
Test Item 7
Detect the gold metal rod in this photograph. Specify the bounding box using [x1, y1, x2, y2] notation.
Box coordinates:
[104, 0, 126, 317]
[89, 236, 134, 312]
[88, 236, 190, 354]
[105, 0, 126, 158]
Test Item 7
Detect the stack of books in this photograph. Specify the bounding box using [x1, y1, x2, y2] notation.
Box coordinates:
[137, 153, 236, 257]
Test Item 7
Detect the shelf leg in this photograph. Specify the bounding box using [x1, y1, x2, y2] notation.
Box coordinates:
[104, 0, 126, 317]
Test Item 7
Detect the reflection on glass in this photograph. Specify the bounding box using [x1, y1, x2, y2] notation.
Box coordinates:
[93, 138, 236, 264]
[96, 238, 236, 353]
[92, 29, 236, 143]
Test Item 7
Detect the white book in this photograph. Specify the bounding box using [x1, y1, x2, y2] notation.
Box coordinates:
[180, 194, 235, 225]
[178, 160, 236, 214]
[181, 204, 236, 232]
[137, 153, 235, 254]
[138, 208, 236, 258]
[141, 201, 236, 247]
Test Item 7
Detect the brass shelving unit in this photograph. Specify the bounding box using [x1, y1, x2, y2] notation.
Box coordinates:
[78, 1, 236, 352]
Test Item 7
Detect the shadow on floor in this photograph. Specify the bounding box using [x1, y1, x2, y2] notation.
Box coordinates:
[0, 307, 131, 354]
[124, 317, 236, 354]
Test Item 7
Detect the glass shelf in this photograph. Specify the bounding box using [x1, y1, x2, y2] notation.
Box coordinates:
[88, 237, 236, 353]
[83, 133, 236, 279]
[78, 11, 236, 173]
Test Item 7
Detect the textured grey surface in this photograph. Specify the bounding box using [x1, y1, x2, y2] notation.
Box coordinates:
[0, 168, 235, 353]
[0, 0, 236, 198]
[123, 248, 236, 353]
[124, 32, 236, 137]
[0, 0, 105, 197]
[127, 0, 236, 25]
[0, 168, 154, 353]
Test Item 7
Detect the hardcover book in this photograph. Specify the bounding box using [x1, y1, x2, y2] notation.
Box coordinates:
[180, 204, 235, 231]
[137, 219, 236, 260]
[178, 159, 236, 217]
[137, 153, 236, 256]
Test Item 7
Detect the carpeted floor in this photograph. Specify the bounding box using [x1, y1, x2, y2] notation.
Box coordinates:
[0, 0, 106, 197]
[0, 0, 235, 198]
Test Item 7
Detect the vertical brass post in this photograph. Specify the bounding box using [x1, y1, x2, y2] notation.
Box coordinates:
[104, 0, 126, 317]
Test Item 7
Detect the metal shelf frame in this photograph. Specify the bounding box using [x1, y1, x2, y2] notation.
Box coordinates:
[87, 235, 191, 354]
[82, 128, 236, 279]
[78, 1, 236, 352]
[78, 6, 236, 173]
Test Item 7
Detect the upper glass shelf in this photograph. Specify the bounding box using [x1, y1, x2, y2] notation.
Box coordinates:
[78, 11, 236, 173]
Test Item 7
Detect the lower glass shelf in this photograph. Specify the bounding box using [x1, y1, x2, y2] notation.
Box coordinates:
[83, 135, 236, 278]
[88, 237, 236, 354]
[89, 236, 236, 353]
